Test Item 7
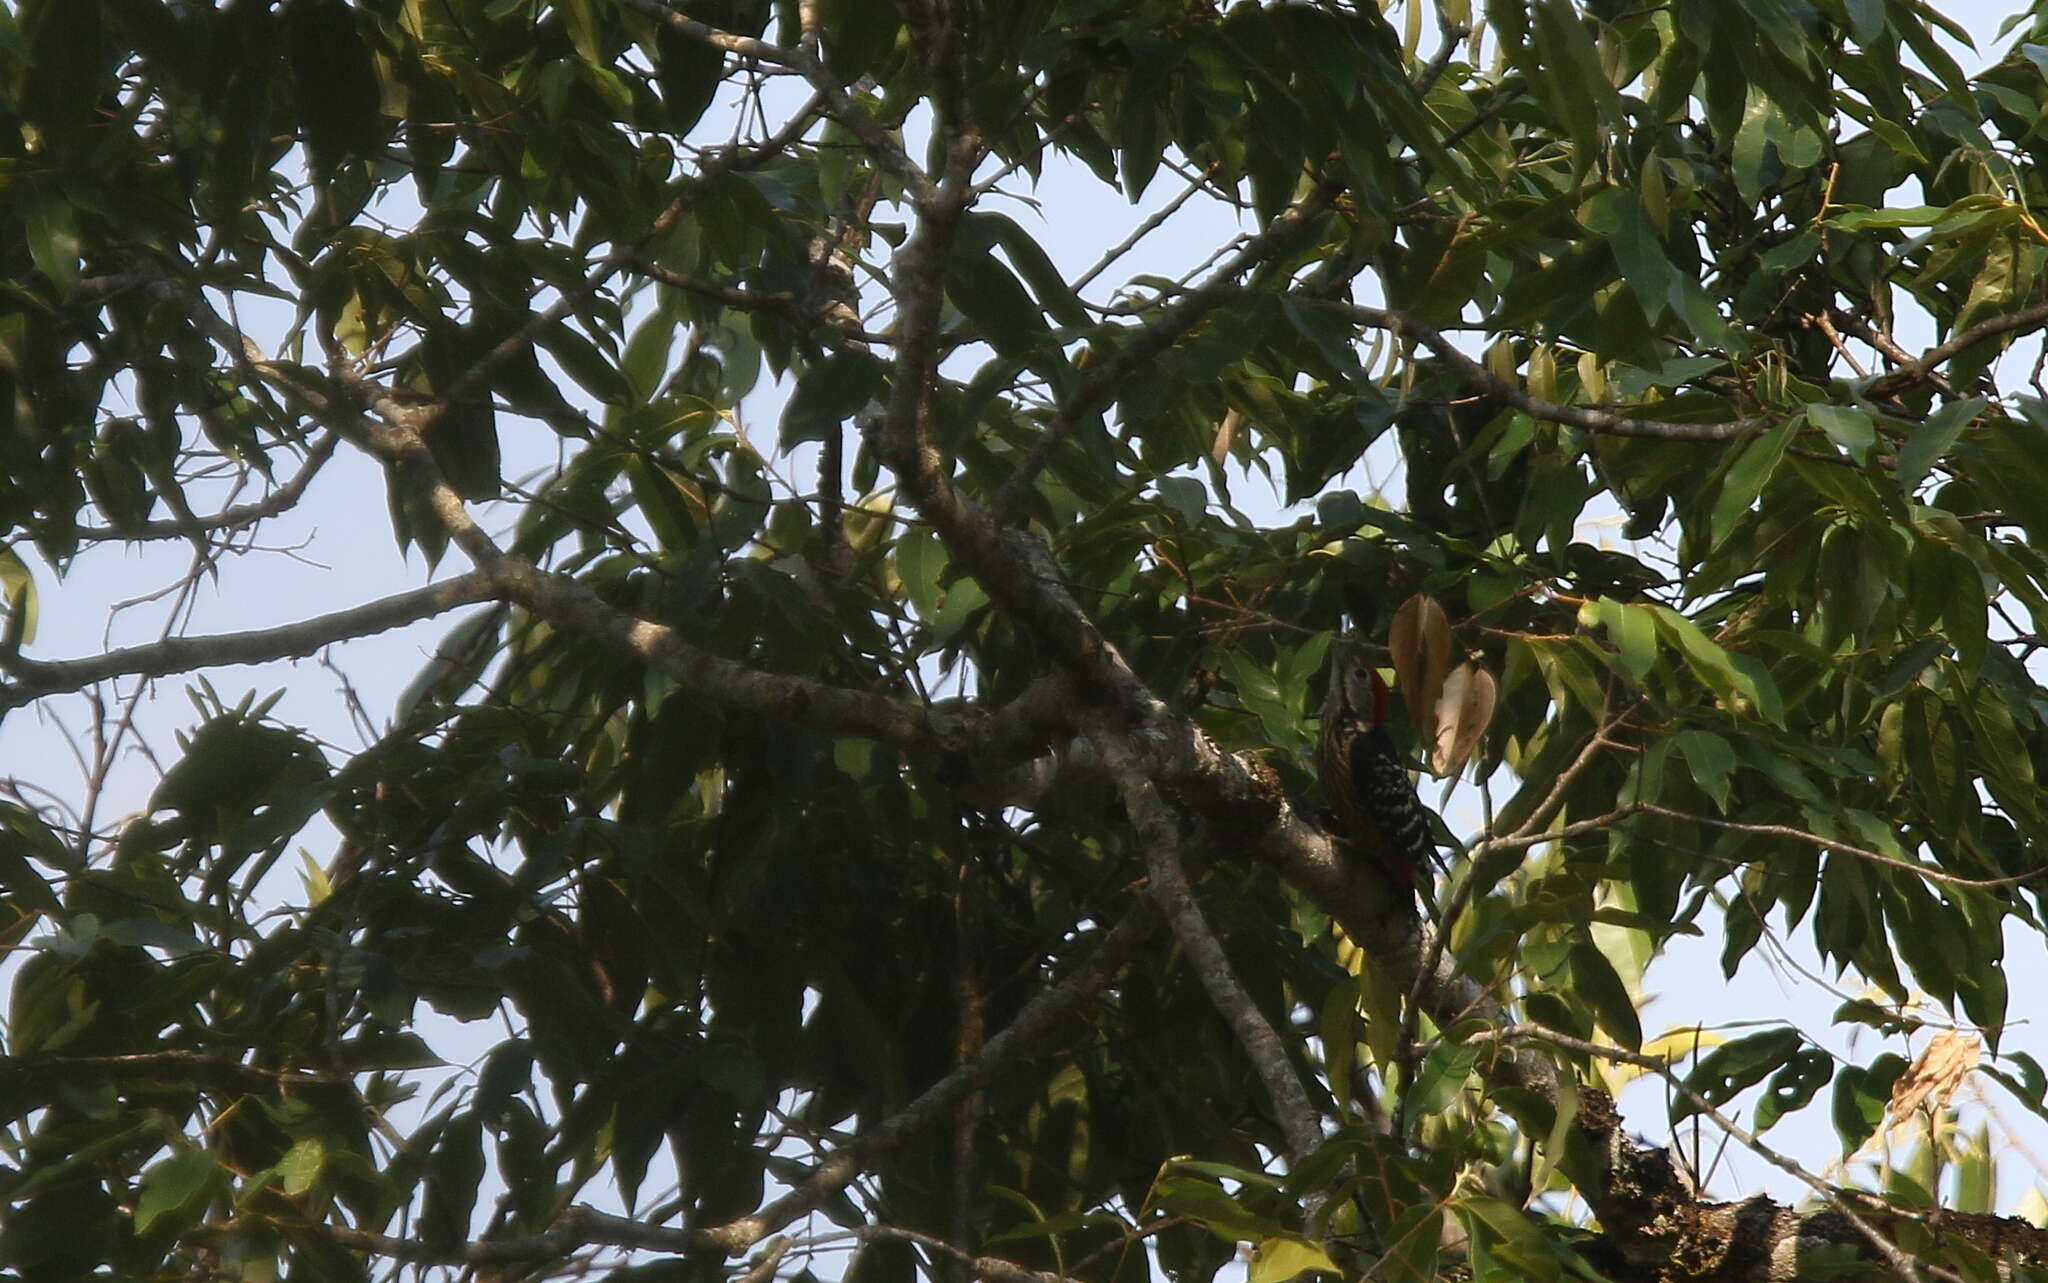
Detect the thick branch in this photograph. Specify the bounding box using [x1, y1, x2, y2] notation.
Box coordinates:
[1868, 298, 2048, 399]
[0, 574, 498, 714]
[852, 174, 1571, 1220]
[485, 554, 939, 747]
[1090, 723, 1324, 1159]
[1483, 1024, 1957, 1282]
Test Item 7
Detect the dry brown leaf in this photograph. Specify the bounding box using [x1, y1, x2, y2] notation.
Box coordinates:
[1431, 662, 1498, 776]
[1389, 594, 1451, 740]
[1885, 1028, 1981, 1129]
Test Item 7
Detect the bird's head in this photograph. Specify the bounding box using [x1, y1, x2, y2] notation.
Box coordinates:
[1322, 642, 1391, 728]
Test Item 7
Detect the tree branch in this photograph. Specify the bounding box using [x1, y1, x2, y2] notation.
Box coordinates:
[72, 432, 340, 543]
[1478, 1023, 1946, 1283]
[0, 574, 499, 714]
[1294, 296, 1771, 442]
[1868, 299, 2048, 400]
[1089, 721, 1325, 1160]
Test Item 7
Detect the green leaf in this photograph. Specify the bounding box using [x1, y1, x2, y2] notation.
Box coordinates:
[1731, 88, 1775, 205]
[17, 0, 104, 129]
[0, 543, 40, 646]
[422, 1113, 485, 1247]
[99, 917, 206, 955]
[1579, 189, 1671, 320]
[147, 716, 331, 848]
[965, 210, 1091, 329]
[1568, 940, 1642, 1050]
[1411, 1035, 1483, 1116]
[1896, 397, 1984, 494]
[1887, 0, 1976, 112]
[278, 1138, 325, 1198]
[333, 1031, 443, 1070]
[1945, 552, 1988, 677]
[538, 323, 631, 405]
[1833, 1054, 1907, 1152]
[929, 575, 989, 646]
[1711, 417, 1797, 550]
[23, 192, 80, 296]
[1153, 1175, 1276, 1242]
[1530, 0, 1613, 178]
[477, 1039, 537, 1122]
[1154, 474, 1207, 525]
[1526, 636, 1608, 721]
[1829, 204, 1945, 230]
[1754, 1049, 1833, 1132]
[1530, 1068, 1579, 1200]
[948, 231, 1054, 359]
[285, 0, 386, 172]
[1218, 650, 1298, 748]
[1807, 404, 1875, 464]
[1248, 1238, 1339, 1283]
[781, 351, 884, 448]
[896, 526, 945, 621]
[1676, 1028, 1802, 1122]
[417, 332, 502, 501]
[1672, 730, 1736, 810]
[134, 1149, 220, 1233]
[1649, 606, 1780, 723]
[1585, 597, 1657, 681]
[654, 19, 722, 133]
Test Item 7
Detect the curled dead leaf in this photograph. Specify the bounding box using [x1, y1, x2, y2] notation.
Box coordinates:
[1431, 662, 1498, 776]
[1210, 407, 1244, 466]
[1885, 1028, 1981, 1130]
[1484, 337, 1518, 383]
[1527, 343, 1558, 402]
[845, 492, 895, 552]
[1577, 349, 1608, 402]
[1389, 594, 1451, 741]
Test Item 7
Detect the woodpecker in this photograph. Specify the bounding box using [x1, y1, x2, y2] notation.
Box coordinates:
[1317, 647, 1441, 896]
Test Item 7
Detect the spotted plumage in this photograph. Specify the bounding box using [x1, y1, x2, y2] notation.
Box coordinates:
[1318, 647, 1439, 894]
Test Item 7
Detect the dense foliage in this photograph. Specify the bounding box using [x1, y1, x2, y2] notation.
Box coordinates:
[7, 0, 2048, 1278]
